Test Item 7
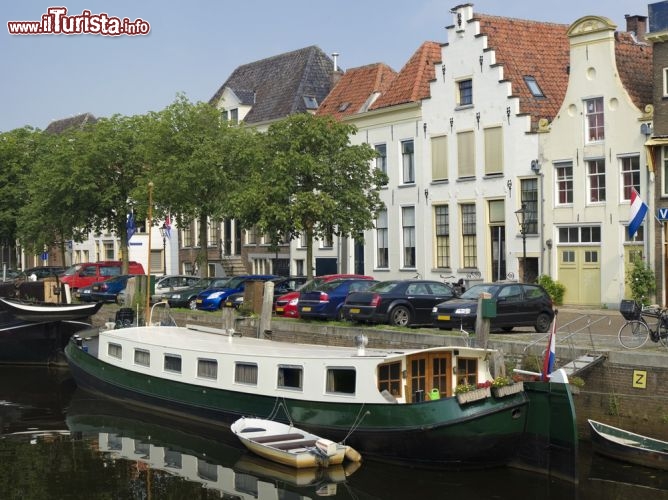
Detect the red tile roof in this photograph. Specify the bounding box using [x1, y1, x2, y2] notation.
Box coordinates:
[371, 41, 442, 110]
[316, 63, 397, 120]
[475, 14, 570, 131]
[615, 32, 652, 111]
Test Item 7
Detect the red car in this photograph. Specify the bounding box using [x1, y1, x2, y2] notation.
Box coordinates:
[274, 274, 374, 318]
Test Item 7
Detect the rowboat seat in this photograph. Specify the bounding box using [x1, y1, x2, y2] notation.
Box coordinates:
[239, 427, 266, 433]
[269, 439, 318, 450]
[251, 432, 304, 444]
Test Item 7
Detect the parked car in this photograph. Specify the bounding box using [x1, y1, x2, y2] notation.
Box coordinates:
[431, 282, 555, 333]
[60, 261, 145, 291]
[90, 274, 142, 303]
[223, 276, 308, 310]
[1, 269, 20, 282]
[298, 279, 379, 320]
[15, 266, 66, 281]
[162, 277, 229, 310]
[75, 284, 94, 302]
[196, 274, 277, 311]
[342, 280, 457, 327]
[274, 274, 375, 318]
[151, 275, 202, 302]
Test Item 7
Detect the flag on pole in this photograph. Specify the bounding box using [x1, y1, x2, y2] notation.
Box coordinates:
[542, 314, 557, 381]
[628, 188, 648, 239]
[164, 214, 171, 239]
[126, 212, 136, 242]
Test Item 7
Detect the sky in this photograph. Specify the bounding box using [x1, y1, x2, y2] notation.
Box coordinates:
[1, 0, 649, 132]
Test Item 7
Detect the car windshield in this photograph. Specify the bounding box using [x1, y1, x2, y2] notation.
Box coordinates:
[62, 265, 79, 276]
[460, 284, 501, 299]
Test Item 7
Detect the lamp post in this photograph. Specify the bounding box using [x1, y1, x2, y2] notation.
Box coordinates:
[514, 203, 527, 282]
[159, 223, 168, 276]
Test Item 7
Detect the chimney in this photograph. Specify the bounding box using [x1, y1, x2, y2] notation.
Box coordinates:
[626, 14, 648, 42]
[330, 52, 343, 87]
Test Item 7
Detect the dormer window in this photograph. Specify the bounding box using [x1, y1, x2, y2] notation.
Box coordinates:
[303, 95, 318, 110]
[523, 76, 544, 97]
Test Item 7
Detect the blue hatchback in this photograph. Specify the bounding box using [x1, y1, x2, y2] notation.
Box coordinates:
[195, 274, 277, 311]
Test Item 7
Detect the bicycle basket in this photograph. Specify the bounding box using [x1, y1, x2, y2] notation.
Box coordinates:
[620, 300, 641, 321]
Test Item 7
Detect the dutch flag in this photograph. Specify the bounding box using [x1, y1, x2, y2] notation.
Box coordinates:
[542, 314, 557, 381]
[628, 188, 648, 239]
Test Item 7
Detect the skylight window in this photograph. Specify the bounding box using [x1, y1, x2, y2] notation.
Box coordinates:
[303, 95, 318, 110]
[338, 102, 351, 112]
[524, 76, 544, 97]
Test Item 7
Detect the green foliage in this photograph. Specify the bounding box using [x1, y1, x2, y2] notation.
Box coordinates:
[625, 256, 656, 305]
[537, 274, 566, 305]
[569, 376, 585, 388]
[239, 114, 387, 279]
[491, 375, 512, 388]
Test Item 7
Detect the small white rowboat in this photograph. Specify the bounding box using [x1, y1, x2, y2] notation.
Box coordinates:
[231, 417, 361, 469]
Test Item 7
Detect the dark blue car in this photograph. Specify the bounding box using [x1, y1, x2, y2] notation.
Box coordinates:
[90, 274, 142, 303]
[297, 279, 378, 320]
[196, 274, 277, 311]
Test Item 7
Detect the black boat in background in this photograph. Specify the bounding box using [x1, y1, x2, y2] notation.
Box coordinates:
[0, 298, 99, 365]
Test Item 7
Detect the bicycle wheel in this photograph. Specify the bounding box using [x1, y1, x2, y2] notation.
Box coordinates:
[658, 324, 668, 349]
[618, 320, 650, 349]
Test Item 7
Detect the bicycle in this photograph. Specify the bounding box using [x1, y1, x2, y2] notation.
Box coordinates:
[617, 300, 668, 349]
[440, 274, 465, 296]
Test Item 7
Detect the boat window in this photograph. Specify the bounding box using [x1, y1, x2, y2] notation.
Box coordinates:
[164, 354, 182, 374]
[197, 358, 218, 380]
[378, 361, 402, 397]
[235, 362, 258, 385]
[197, 460, 218, 482]
[134, 349, 150, 367]
[108, 343, 122, 359]
[456, 358, 478, 386]
[278, 365, 303, 390]
[326, 368, 356, 394]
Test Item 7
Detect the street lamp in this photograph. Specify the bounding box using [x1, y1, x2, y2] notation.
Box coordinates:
[514, 203, 527, 282]
[159, 223, 168, 276]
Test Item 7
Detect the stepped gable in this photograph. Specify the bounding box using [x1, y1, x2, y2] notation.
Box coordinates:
[614, 31, 652, 111]
[316, 63, 397, 120]
[475, 14, 570, 131]
[44, 112, 97, 134]
[209, 46, 334, 124]
[370, 41, 442, 110]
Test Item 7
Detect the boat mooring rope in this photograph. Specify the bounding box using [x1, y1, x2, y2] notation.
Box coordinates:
[266, 397, 294, 426]
[341, 404, 370, 443]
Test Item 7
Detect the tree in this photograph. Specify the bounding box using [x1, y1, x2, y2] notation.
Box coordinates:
[17, 128, 94, 264]
[75, 114, 152, 273]
[239, 114, 386, 279]
[144, 94, 260, 277]
[0, 127, 38, 266]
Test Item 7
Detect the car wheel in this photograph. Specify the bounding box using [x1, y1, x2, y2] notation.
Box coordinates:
[188, 298, 197, 310]
[501, 326, 514, 332]
[390, 306, 411, 327]
[534, 312, 552, 333]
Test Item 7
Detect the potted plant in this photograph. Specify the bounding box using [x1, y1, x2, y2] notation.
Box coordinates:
[456, 381, 491, 404]
[491, 375, 524, 398]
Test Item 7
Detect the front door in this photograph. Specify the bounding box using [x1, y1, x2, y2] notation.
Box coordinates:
[407, 352, 452, 402]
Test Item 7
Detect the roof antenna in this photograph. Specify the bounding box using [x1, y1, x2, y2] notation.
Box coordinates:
[332, 52, 339, 72]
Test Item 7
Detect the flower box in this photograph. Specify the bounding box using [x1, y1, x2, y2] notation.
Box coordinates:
[492, 381, 524, 398]
[456, 386, 491, 405]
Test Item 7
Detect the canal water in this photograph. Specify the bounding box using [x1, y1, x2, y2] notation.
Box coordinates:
[1, 365, 666, 500]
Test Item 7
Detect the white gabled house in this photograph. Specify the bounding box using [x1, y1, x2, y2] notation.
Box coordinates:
[540, 15, 652, 307]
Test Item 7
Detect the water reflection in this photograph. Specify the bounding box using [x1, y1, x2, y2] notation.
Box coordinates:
[1, 366, 667, 499]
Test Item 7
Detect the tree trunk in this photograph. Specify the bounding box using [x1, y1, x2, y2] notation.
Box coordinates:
[306, 224, 314, 280]
[198, 213, 209, 278]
